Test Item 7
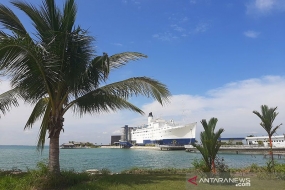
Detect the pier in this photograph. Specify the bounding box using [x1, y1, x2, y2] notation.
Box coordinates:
[185, 145, 285, 154]
[159, 145, 185, 150]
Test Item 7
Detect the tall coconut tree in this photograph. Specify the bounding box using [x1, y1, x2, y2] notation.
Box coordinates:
[192, 118, 224, 173]
[253, 105, 282, 166]
[0, 0, 170, 174]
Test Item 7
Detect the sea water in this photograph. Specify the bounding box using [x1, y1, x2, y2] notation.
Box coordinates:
[0, 145, 284, 173]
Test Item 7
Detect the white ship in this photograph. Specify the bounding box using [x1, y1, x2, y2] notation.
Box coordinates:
[121, 112, 196, 146]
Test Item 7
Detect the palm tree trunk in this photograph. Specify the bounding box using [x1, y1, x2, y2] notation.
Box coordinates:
[48, 131, 60, 174]
[269, 136, 274, 166]
[212, 159, 216, 174]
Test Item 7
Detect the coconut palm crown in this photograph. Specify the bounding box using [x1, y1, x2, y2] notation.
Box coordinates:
[0, 0, 170, 173]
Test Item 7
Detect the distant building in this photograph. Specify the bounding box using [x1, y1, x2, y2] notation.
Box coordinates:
[111, 135, 121, 145]
[245, 135, 285, 147]
[60, 143, 75, 148]
[219, 137, 245, 145]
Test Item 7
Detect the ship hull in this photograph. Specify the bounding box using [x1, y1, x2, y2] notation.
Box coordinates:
[139, 138, 195, 145]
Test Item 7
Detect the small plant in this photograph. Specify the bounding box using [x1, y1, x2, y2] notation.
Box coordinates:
[257, 141, 264, 146]
[215, 156, 229, 173]
[249, 163, 261, 172]
[100, 168, 111, 175]
[192, 158, 208, 172]
[266, 160, 275, 173]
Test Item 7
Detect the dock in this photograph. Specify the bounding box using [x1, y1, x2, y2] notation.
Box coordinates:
[185, 145, 285, 154]
[159, 145, 185, 150]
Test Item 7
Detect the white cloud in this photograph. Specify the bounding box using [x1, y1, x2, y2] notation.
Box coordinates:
[1, 76, 285, 145]
[112, 43, 123, 47]
[243, 30, 260, 38]
[152, 32, 178, 41]
[171, 24, 185, 32]
[180, 17, 189, 23]
[192, 23, 209, 34]
[154, 21, 209, 41]
[246, 0, 285, 16]
[122, 0, 141, 6]
[255, 0, 274, 11]
[112, 129, 122, 134]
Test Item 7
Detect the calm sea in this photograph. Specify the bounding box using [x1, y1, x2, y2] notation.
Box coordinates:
[0, 145, 284, 173]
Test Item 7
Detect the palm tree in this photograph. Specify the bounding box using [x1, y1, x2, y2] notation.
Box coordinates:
[192, 118, 224, 173]
[0, 0, 170, 174]
[253, 105, 282, 166]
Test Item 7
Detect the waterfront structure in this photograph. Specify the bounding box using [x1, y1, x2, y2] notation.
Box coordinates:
[185, 135, 285, 154]
[245, 135, 285, 147]
[60, 142, 92, 149]
[111, 135, 121, 145]
[60, 143, 75, 149]
[219, 137, 245, 145]
[121, 112, 196, 146]
[119, 125, 134, 148]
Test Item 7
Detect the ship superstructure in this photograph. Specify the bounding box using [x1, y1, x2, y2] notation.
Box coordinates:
[122, 112, 196, 146]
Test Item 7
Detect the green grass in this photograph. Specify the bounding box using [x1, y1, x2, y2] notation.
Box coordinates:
[0, 164, 285, 190]
[69, 173, 187, 190]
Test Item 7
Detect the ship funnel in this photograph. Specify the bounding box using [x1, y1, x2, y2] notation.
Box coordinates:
[148, 112, 153, 125]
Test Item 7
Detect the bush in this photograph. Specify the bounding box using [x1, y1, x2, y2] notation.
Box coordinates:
[215, 156, 229, 173]
[3, 162, 91, 190]
[100, 168, 111, 175]
[249, 163, 263, 172]
[192, 158, 209, 172]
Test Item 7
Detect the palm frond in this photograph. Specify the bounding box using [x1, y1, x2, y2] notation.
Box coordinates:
[66, 89, 143, 116]
[253, 110, 264, 123]
[12, 0, 51, 42]
[0, 36, 60, 104]
[109, 52, 147, 69]
[37, 100, 51, 151]
[41, 0, 61, 31]
[0, 87, 19, 117]
[270, 124, 282, 136]
[25, 97, 49, 129]
[100, 77, 170, 105]
[0, 4, 27, 36]
[61, 27, 94, 98]
[61, 0, 76, 32]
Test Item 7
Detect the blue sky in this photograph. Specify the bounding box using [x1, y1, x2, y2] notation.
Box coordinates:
[0, 0, 285, 145]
